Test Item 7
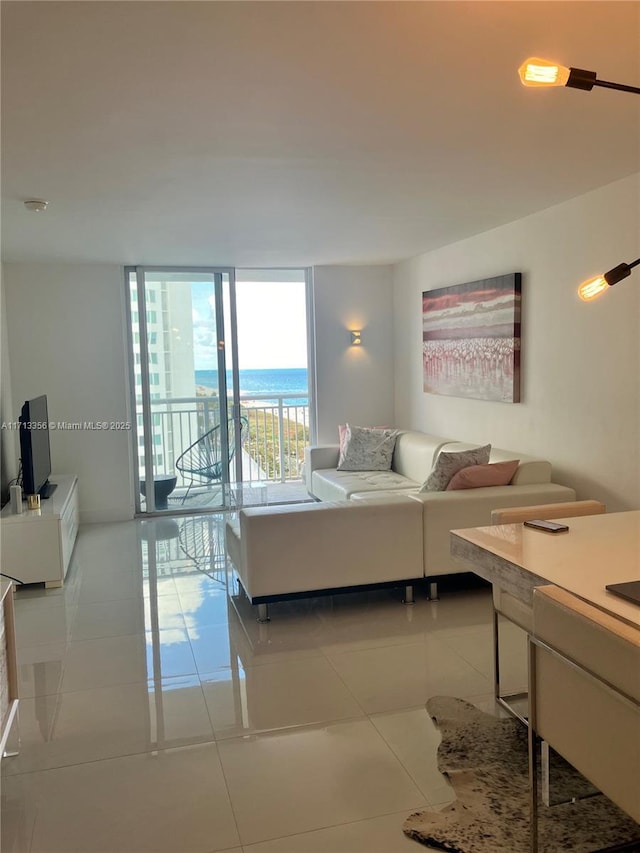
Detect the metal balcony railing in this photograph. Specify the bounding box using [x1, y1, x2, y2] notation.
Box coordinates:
[138, 393, 310, 487]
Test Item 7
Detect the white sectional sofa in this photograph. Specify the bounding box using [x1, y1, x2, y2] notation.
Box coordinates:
[225, 430, 576, 620]
[305, 431, 576, 579]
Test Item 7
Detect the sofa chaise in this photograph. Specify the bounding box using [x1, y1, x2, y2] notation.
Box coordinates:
[225, 496, 424, 622]
[225, 430, 576, 620]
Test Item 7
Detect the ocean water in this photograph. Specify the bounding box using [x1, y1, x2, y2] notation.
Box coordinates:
[195, 368, 309, 404]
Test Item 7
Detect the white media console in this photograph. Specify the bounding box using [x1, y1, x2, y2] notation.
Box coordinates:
[0, 475, 79, 587]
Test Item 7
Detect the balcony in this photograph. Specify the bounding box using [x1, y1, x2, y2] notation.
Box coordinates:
[138, 393, 311, 510]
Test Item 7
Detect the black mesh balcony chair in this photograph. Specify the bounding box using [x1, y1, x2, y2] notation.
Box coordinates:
[175, 416, 248, 504]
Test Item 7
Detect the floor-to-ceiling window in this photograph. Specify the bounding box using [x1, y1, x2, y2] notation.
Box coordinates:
[127, 267, 312, 514]
[234, 269, 311, 491]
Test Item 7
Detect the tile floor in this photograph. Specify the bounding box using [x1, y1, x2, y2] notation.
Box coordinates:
[1, 514, 528, 853]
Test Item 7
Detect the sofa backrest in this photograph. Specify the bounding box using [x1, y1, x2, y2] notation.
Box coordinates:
[392, 432, 450, 481]
[438, 441, 552, 485]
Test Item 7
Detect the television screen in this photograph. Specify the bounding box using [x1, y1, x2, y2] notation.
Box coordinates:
[19, 395, 54, 498]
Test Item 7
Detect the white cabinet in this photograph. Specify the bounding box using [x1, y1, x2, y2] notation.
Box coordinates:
[0, 475, 79, 587]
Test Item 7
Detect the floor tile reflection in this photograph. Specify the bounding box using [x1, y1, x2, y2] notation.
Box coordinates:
[4, 676, 214, 775]
[201, 656, 364, 739]
[217, 719, 426, 845]
[326, 636, 492, 713]
[2, 513, 498, 852]
[60, 634, 148, 692]
[244, 811, 421, 852]
[71, 598, 146, 641]
[12, 743, 240, 853]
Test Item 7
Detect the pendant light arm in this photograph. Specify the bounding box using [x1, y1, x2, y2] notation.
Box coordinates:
[594, 79, 640, 96]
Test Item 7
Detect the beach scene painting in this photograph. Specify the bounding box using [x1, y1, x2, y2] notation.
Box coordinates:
[422, 273, 521, 403]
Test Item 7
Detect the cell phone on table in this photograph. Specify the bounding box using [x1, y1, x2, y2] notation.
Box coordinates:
[523, 519, 569, 534]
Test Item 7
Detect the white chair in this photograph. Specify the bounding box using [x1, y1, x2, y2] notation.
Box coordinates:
[529, 584, 640, 852]
[490, 500, 606, 722]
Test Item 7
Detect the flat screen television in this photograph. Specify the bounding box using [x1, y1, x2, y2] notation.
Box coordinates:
[19, 395, 56, 499]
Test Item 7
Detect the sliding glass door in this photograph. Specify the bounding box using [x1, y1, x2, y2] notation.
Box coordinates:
[128, 266, 313, 514]
[129, 267, 241, 513]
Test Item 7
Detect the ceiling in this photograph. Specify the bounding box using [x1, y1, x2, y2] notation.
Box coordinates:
[2, 1, 639, 267]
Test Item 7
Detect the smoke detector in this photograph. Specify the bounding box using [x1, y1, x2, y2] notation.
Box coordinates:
[24, 200, 48, 212]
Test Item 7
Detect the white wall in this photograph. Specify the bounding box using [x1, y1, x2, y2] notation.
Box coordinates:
[0, 267, 19, 501]
[2, 261, 395, 518]
[3, 263, 134, 522]
[312, 265, 394, 444]
[393, 173, 640, 511]
[7, 181, 635, 520]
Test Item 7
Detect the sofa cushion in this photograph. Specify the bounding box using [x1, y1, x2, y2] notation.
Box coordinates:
[311, 468, 418, 502]
[446, 459, 520, 491]
[507, 456, 552, 486]
[337, 425, 399, 472]
[420, 444, 491, 492]
[392, 432, 451, 481]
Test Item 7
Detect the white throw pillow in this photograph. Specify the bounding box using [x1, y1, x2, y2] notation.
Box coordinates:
[337, 424, 399, 472]
[419, 444, 492, 492]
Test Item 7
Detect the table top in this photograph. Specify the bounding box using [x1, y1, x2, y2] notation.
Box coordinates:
[451, 510, 640, 628]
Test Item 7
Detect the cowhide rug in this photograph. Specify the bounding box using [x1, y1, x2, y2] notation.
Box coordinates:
[403, 697, 640, 853]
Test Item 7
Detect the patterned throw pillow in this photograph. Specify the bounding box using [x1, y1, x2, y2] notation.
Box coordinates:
[339, 423, 392, 453]
[419, 444, 492, 492]
[445, 459, 519, 491]
[337, 424, 399, 472]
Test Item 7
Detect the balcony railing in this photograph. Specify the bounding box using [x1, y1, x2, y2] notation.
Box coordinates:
[140, 394, 310, 488]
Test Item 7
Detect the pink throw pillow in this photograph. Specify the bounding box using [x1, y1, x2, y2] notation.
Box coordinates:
[338, 424, 347, 453]
[445, 459, 520, 491]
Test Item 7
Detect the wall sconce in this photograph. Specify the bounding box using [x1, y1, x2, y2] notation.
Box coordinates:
[578, 258, 640, 302]
[518, 57, 640, 95]
[350, 330, 362, 346]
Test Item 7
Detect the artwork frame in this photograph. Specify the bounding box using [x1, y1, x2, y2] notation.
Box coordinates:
[422, 272, 521, 403]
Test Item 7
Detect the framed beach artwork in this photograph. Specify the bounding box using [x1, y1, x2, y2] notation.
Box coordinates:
[422, 273, 522, 403]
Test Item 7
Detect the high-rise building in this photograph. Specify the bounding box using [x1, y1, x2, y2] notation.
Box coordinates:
[130, 277, 199, 481]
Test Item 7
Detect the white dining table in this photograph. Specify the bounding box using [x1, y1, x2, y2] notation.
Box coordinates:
[450, 509, 640, 629]
[451, 509, 640, 850]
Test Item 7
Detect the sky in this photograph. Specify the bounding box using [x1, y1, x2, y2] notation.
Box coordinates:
[191, 279, 308, 371]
